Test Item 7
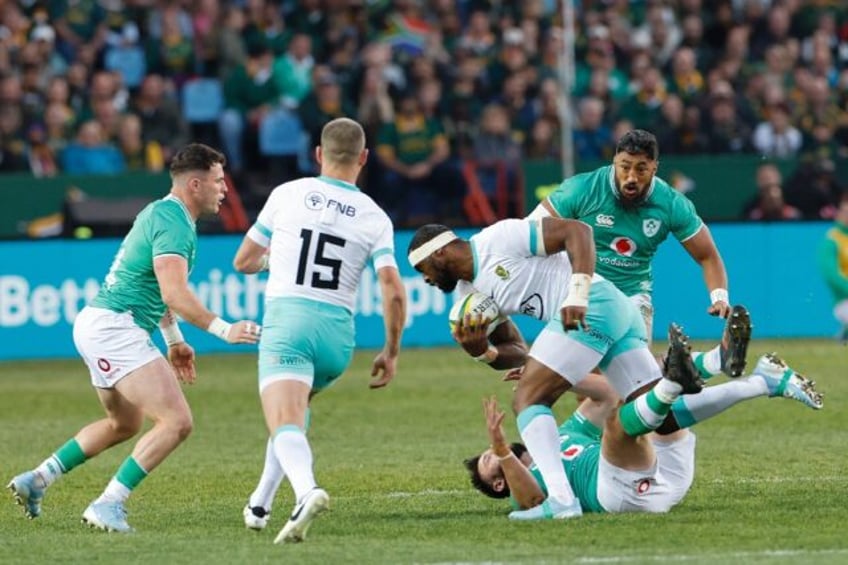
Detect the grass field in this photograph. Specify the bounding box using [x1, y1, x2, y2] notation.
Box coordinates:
[0, 340, 846, 564]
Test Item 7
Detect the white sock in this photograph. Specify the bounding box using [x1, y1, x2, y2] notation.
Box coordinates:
[653, 377, 683, 404]
[693, 346, 723, 376]
[94, 478, 131, 505]
[249, 437, 286, 511]
[272, 426, 316, 502]
[33, 455, 63, 489]
[517, 407, 576, 505]
[672, 376, 768, 426]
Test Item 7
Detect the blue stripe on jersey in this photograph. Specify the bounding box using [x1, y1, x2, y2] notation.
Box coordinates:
[470, 240, 479, 279]
[528, 220, 537, 255]
[371, 247, 393, 261]
[317, 175, 361, 192]
[254, 221, 272, 239]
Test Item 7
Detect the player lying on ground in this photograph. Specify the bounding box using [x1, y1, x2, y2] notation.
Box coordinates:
[465, 325, 823, 518]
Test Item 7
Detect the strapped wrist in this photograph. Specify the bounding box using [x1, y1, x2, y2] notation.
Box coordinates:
[161, 320, 184, 347]
[710, 288, 729, 305]
[562, 273, 592, 309]
[206, 317, 232, 341]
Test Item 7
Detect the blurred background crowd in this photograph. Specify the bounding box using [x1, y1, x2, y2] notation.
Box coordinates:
[1, 0, 848, 230]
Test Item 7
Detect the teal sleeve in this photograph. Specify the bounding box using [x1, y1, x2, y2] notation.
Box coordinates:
[818, 237, 848, 296]
[669, 192, 704, 242]
[546, 176, 586, 218]
[151, 206, 193, 260]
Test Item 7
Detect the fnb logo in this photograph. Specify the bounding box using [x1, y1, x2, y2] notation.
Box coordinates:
[595, 214, 615, 227]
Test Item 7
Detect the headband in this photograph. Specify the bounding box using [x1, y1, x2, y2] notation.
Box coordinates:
[407, 231, 458, 267]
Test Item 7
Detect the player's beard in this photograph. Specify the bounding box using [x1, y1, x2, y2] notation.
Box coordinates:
[616, 182, 650, 209]
[436, 274, 459, 293]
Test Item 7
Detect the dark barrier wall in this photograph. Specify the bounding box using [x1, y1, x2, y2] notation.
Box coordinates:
[0, 222, 839, 361]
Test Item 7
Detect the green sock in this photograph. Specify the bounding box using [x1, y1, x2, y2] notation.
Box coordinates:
[54, 438, 87, 472]
[618, 387, 675, 437]
[115, 457, 148, 490]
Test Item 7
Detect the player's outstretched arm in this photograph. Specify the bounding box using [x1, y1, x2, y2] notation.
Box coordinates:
[154, 255, 261, 345]
[233, 236, 270, 274]
[370, 265, 406, 389]
[681, 226, 731, 318]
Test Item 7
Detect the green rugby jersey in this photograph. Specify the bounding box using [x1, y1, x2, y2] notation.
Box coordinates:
[91, 195, 196, 333]
[523, 413, 605, 513]
[546, 165, 703, 296]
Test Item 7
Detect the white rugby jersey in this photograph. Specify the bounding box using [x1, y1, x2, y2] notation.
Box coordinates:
[247, 176, 397, 311]
[456, 218, 600, 322]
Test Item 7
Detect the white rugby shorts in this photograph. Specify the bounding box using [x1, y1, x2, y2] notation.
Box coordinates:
[597, 431, 696, 513]
[73, 306, 162, 388]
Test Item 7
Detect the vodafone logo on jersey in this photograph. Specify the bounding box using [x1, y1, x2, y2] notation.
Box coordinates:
[610, 237, 638, 257]
[561, 444, 584, 461]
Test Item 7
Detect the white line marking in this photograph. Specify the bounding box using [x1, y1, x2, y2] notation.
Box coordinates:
[424, 549, 848, 565]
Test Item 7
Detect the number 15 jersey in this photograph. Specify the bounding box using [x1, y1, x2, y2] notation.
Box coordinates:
[247, 176, 397, 312]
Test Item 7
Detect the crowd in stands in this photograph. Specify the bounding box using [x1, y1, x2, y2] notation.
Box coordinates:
[1, 0, 848, 228]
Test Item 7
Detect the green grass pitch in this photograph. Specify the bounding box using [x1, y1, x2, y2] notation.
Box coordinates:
[1, 340, 846, 564]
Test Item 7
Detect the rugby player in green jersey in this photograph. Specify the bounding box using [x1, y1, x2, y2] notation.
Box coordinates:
[465, 326, 822, 517]
[529, 129, 751, 380]
[8, 144, 261, 533]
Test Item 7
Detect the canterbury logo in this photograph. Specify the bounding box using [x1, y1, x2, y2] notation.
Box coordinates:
[595, 214, 614, 227]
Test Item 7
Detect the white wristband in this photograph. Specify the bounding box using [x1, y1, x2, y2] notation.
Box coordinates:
[207, 317, 232, 341]
[562, 273, 592, 309]
[161, 321, 184, 347]
[473, 345, 499, 364]
[710, 288, 729, 305]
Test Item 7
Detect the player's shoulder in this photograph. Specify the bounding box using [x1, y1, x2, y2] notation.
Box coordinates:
[560, 165, 611, 192]
[147, 196, 193, 226]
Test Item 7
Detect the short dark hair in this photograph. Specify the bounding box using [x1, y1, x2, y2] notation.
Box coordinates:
[407, 224, 453, 257]
[169, 143, 226, 177]
[462, 443, 528, 500]
[615, 129, 659, 160]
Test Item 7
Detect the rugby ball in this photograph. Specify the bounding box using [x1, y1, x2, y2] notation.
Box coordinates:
[448, 292, 501, 335]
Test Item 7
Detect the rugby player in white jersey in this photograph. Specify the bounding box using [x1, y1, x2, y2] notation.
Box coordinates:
[408, 217, 702, 520]
[233, 118, 407, 543]
[8, 143, 261, 532]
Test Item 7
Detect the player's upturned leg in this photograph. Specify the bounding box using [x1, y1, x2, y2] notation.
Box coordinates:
[619, 324, 703, 437]
[691, 305, 752, 380]
[7, 438, 88, 519]
[752, 353, 823, 409]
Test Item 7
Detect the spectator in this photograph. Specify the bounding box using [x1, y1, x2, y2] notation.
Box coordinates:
[668, 47, 705, 105]
[747, 183, 802, 221]
[131, 74, 188, 163]
[298, 67, 356, 150]
[26, 123, 59, 178]
[215, 5, 248, 82]
[619, 66, 667, 132]
[145, 7, 195, 86]
[0, 106, 28, 173]
[60, 120, 125, 175]
[817, 192, 848, 344]
[752, 102, 803, 158]
[376, 93, 463, 226]
[523, 116, 560, 160]
[785, 158, 844, 220]
[50, 0, 108, 63]
[117, 114, 164, 172]
[273, 33, 314, 110]
[573, 96, 614, 162]
[472, 103, 522, 214]
[219, 43, 279, 174]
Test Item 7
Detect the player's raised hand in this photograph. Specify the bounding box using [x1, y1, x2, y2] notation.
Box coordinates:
[482, 396, 508, 448]
[708, 300, 731, 318]
[226, 320, 262, 344]
[560, 305, 589, 332]
[453, 313, 491, 357]
[168, 342, 197, 384]
[369, 349, 397, 389]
